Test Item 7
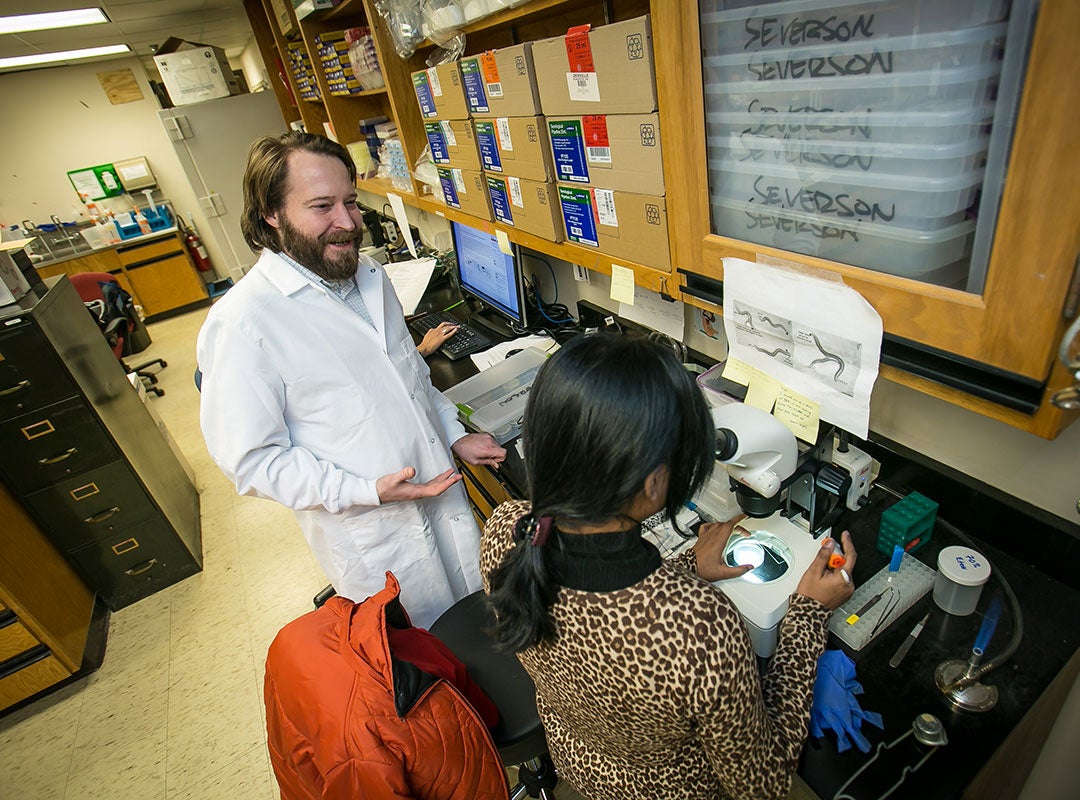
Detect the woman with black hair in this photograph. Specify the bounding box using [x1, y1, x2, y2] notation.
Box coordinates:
[480, 333, 856, 800]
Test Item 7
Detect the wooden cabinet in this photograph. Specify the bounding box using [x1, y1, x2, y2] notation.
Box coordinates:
[0, 278, 202, 612]
[0, 479, 95, 713]
[246, 0, 1079, 438]
[34, 231, 209, 322]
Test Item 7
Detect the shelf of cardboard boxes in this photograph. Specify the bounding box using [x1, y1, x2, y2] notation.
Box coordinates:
[371, 14, 673, 294]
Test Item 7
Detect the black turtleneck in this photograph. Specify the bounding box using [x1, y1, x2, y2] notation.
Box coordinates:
[547, 524, 663, 592]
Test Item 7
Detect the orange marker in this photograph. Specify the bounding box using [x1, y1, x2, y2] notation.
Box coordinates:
[825, 537, 846, 570]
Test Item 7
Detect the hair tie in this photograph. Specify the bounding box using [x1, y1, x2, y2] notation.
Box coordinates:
[531, 515, 553, 547]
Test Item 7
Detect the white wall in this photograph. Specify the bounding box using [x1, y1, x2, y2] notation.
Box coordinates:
[0, 57, 236, 279]
[239, 40, 270, 92]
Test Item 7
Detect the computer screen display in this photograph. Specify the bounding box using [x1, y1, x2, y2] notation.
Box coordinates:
[451, 221, 526, 325]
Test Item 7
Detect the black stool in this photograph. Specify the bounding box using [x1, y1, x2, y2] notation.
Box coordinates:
[431, 591, 559, 800]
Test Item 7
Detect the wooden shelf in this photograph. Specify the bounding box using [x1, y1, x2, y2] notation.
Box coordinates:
[362, 185, 672, 294]
[418, 0, 581, 48]
[357, 175, 413, 197]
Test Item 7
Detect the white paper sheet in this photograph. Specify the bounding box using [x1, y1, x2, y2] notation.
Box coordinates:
[386, 192, 417, 258]
[382, 257, 436, 316]
[722, 258, 882, 438]
[470, 334, 559, 371]
[619, 285, 685, 341]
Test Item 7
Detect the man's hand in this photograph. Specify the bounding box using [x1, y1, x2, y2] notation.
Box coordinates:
[451, 433, 507, 466]
[376, 467, 462, 503]
[417, 322, 459, 357]
[693, 514, 755, 582]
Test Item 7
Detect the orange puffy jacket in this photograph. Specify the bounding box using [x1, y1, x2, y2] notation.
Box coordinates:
[264, 573, 509, 800]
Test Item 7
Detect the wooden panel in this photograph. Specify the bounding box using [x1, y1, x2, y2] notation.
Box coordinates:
[0, 482, 93, 672]
[0, 619, 40, 661]
[0, 653, 72, 712]
[124, 254, 208, 318]
[115, 234, 183, 267]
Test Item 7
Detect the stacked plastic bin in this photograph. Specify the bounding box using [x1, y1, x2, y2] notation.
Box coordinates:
[699, 0, 1010, 285]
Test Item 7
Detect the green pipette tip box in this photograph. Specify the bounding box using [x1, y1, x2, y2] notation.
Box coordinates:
[877, 491, 938, 556]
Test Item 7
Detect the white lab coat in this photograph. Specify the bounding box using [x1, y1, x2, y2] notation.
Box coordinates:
[197, 248, 480, 628]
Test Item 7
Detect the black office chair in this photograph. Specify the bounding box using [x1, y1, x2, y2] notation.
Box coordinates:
[71, 273, 167, 396]
[431, 592, 558, 800]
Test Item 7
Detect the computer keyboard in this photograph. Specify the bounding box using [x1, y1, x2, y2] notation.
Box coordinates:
[409, 310, 495, 361]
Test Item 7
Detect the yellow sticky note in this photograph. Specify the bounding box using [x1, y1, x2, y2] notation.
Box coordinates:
[721, 357, 755, 387]
[774, 386, 820, 444]
[610, 263, 635, 305]
[745, 372, 782, 412]
[495, 228, 512, 255]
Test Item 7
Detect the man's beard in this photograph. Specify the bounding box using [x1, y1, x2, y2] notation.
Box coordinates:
[278, 215, 361, 281]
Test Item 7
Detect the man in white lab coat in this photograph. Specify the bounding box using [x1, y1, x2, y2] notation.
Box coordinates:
[197, 132, 505, 628]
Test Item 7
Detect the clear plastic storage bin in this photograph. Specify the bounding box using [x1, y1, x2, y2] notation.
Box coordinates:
[706, 105, 994, 146]
[705, 60, 1001, 114]
[703, 23, 1006, 86]
[710, 157, 984, 224]
[700, 0, 1010, 56]
[709, 134, 989, 179]
[710, 194, 974, 282]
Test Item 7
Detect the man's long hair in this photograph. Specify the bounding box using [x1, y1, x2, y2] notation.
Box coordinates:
[240, 132, 356, 253]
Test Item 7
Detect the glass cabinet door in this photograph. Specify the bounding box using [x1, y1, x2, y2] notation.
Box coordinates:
[697, 0, 1035, 291]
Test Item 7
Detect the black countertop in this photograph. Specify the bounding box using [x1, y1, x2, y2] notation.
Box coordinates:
[419, 300, 1080, 799]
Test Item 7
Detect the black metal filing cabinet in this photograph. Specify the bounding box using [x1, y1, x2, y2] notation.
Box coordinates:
[0, 277, 201, 610]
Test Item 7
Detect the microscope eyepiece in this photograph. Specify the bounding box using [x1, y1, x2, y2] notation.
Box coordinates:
[715, 428, 739, 461]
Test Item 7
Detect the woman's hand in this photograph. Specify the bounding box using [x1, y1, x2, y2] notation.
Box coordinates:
[417, 322, 459, 357]
[694, 514, 755, 582]
[796, 530, 857, 610]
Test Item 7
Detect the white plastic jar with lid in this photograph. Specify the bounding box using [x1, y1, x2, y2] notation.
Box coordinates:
[933, 545, 991, 616]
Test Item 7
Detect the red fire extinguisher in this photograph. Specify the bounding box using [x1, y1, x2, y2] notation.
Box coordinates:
[184, 217, 214, 272]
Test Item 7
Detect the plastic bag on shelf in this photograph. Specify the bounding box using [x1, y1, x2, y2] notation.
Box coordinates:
[372, 0, 424, 59]
[344, 28, 385, 90]
[411, 144, 441, 197]
[422, 0, 465, 44]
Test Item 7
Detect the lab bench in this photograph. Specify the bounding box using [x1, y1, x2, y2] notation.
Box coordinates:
[424, 327, 1080, 799]
[31, 228, 210, 322]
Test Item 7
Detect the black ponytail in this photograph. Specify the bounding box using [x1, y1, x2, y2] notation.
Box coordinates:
[487, 513, 559, 652]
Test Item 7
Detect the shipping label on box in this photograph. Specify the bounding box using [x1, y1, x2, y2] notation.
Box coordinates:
[461, 43, 542, 118]
[488, 176, 563, 242]
[425, 120, 480, 170]
[438, 167, 492, 220]
[475, 116, 553, 182]
[558, 185, 669, 269]
[548, 113, 663, 194]
[411, 62, 469, 120]
[532, 15, 656, 116]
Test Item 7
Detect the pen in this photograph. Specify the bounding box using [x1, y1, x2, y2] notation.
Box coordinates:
[889, 613, 930, 668]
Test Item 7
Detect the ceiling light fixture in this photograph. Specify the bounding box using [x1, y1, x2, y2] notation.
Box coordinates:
[0, 8, 109, 35]
[0, 44, 131, 70]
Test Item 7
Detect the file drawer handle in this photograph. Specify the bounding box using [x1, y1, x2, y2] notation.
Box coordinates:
[0, 380, 30, 397]
[124, 558, 158, 576]
[38, 447, 77, 465]
[84, 507, 121, 524]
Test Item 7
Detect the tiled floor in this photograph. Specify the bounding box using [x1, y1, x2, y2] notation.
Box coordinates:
[0, 306, 328, 799]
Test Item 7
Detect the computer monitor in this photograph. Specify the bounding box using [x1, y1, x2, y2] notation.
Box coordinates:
[450, 220, 528, 334]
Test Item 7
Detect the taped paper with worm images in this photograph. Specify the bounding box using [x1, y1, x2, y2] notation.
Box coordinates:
[722, 258, 882, 438]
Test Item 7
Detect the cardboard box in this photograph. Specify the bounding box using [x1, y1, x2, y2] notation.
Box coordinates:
[459, 43, 542, 118]
[557, 185, 669, 269]
[437, 167, 493, 221]
[486, 176, 563, 242]
[153, 38, 241, 106]
[474, 116, 553, 182]
[547, 113, 663, 195]
[532, 15, 656, 116]
[412, 62, 469, 120]
[425, 120, 481, 171]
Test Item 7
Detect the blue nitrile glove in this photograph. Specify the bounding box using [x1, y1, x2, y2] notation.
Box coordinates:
[809, 650, 884, 753]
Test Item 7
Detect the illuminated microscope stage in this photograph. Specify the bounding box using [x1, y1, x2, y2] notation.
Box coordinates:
[713, 513, 824, 658]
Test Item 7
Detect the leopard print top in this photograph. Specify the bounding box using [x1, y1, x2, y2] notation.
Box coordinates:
[480, 500, 831, 800]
